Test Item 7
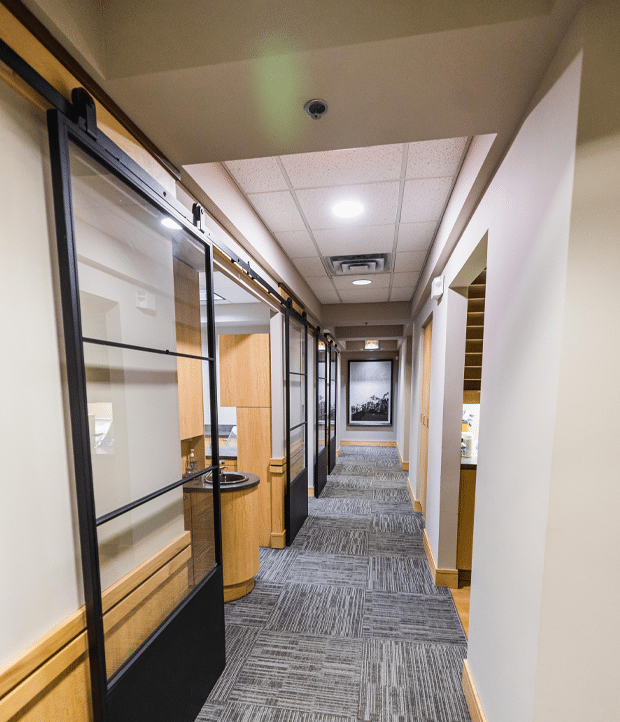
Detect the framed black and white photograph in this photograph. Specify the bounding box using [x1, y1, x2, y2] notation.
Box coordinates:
[347, 359, 393, 426]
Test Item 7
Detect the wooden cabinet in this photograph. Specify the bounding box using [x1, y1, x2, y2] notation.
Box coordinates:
[456, 468, 477, 575]
[219, 334, 270, 408]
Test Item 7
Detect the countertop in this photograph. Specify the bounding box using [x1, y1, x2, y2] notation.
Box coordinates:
[460, 454, 478, 470]
[184, 472, 259, 493]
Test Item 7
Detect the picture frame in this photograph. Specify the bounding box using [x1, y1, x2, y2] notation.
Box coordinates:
[347, 359, 393, 426]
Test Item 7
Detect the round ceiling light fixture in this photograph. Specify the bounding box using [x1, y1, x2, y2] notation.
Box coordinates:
[304, 98, 329, 119]
[161, 217, 182, 230]
[332, 200, 364, 218]
[352, 279, 372, 286]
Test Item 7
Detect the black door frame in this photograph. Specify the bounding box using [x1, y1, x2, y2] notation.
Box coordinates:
[314, 328, 328, 497]
[47, 101, 225, 722]
[327, 342, 339, 474]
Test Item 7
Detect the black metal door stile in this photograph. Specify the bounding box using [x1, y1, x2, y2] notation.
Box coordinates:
[314, 327, 328, 497]
[47, 104, 225, 722]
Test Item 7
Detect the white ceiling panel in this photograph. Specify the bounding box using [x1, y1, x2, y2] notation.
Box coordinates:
[390, 287, 414, 302]
[396, 222, 436, 252]
[274, 230, 316, 257]
[314, 289, 341, 304]
[280, 144, 404, 189]
[332, 273, 391, 290]
[400, 177, 454, 223]
[392, 271, 420, 288]
[313, 225, 395, 256]
[291, 257, 328, 277]
[225, 157, 288, 193]
[394, 251, 427, 273]
[297, 182, 400, 229]
[339, 288, 390, 303]
[246, 190, 306, 231]
[406, 137, 468, 179]
[304, 276, 337, 292]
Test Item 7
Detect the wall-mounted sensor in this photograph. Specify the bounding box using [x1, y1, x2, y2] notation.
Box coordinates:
[304, 99, 328, 119]
[431, 276, 444, 301]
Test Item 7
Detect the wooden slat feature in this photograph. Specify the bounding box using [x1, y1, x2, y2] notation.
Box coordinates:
[174, 259, 205, 441]
[0, 531, 192, 719]
[456, 470, 477, 570]
[269, 458, 287, 549]
[463, 270, 486, 391]
[237, 407, 272, 547]
[418, 320, 432, 517]
[462, 661, 487, 722]
[422, 529, 458, 589]
[219, 334, 271, 408]
[463, 390, 481, 404]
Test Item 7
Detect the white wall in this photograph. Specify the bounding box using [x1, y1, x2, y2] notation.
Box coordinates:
[532, 2, 620, 719]
[0, 83, 82, 666]
[408, 29, 583, 722]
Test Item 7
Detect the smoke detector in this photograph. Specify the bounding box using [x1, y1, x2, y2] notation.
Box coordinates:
[304, 99, 329, 119]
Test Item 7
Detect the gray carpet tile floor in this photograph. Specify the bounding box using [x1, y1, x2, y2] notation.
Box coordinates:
[197, 446, 470, 722]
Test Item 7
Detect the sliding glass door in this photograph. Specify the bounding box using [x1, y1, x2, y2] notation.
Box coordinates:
[285, 303, 308, 543]
[48, 108, 224, 722]
[314, 333, 328, 496]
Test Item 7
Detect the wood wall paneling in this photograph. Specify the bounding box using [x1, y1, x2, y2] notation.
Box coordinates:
[236, 407, 272, 547]
[219, 334, 271, 408]
[219, 487, 259, 600]
[456, 469, 477, 571]
[0, 532, 192, 721]
[268, 457, 287, 548]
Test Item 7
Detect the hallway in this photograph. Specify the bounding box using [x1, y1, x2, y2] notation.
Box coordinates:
[197, 446, 470, 721]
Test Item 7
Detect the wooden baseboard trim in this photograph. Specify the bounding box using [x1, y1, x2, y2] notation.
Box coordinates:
[422, 529, 459, 589]
[308, 486, 314, 497]
[270, 531, 286, 549]
[406, 478, 423, 513]
[462, 661, 486, 722]
[340, 440, 397, 447]
[396, 445, 409, 471]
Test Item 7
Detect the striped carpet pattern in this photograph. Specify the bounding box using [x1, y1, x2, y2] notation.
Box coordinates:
[196, 446, 470, 722]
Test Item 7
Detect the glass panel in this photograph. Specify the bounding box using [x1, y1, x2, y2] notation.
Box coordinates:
[289, 424, 306, 480]
[317, 347, 326, 451]
[70, 143, 209, 358]
[330, 356, 337, 430]
[290, 373, 305, 428]
[289, 318, 304, 373]
[100, 483, 216, 678]
[85, 344, 212, 517]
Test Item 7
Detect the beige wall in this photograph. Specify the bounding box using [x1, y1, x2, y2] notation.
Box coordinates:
[409, 19, 584, 722]
[533, 2, 620, 719]
[0, 82, 82, 666]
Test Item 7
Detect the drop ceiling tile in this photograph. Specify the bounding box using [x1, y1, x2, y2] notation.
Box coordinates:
[396, 222, 436, 252]
[339, 288, 390, 303]
[315, 289, 341, 304]
[297, 182, 400, 229]
[392, 272, 420, 288]
[406, 137, 468, 179]
[274, 230, 316, 257]
[400, 177, 454, 224]
[332, 273, 391, 290]
[304, 276, 336, 292]
[390, 287, 414, 302]
[246, 191, 306, 231]
[291, 257, 328, 277]
[280, 144, 404, 188]
[313, 225, 395, 256]
[224, 157, 288, 193]
[394, 251, 427, 273]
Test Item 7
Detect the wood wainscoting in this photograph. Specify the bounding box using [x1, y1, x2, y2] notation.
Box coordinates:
[462, 660, 487, 722]
[0, 532, 193, 721]
[422, 529, 459, 589]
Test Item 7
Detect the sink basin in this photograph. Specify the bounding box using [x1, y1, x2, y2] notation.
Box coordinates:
[205, 470, 247, 484]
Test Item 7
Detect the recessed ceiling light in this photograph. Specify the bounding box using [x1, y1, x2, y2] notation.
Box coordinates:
[352, 279, 372, 286]
[161, 217, 182, 230]
[332, 200, 363, 219]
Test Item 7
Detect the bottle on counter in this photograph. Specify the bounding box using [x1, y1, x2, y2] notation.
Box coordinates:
[185, 448, 198, 477]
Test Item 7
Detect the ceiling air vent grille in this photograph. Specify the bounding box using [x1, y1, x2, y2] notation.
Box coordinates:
[327, 253, 391, 275]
